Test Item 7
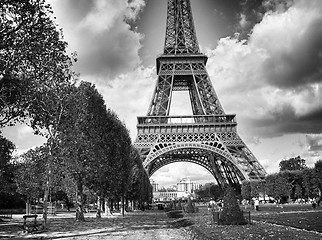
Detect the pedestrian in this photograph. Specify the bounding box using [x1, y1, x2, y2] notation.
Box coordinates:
[254, 198, 259, 211]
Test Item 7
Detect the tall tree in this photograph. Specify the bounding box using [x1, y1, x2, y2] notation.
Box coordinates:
[279, 156, 307, 171]
[1, 0, 77, 128]
[1, 0, 78, 224]
[58, 81, 132, 220]
[265, 173, 292, 202]
[0, 135, 16, 207]
[250, 180, 266, 199]
[15, 146, 47, 213]
[126, 146, 152, 208]
[315, 160, 322, 197]
[241, 180, 251, 200]
[302, 168, 319, 198]
[219, 185, 246, 225]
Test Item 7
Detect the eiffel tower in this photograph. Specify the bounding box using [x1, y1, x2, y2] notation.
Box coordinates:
[134, 0, 267, 188]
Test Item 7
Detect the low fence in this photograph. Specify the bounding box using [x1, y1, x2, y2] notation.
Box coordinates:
[0, 209, 13, 219]
[212, 211, 251, 224]
[31, 205, 56, 215]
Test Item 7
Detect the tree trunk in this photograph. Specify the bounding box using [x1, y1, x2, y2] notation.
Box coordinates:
[104, 197, 112, 216]
[43, 144, 55, 226]
[96, 195, 101, 218]
[75, 180, 85, 221]
[26, 198, 31, 215]
[131, 200, 135, 211]
[121, 196, 125, 216]
[43, 185, 49, 225]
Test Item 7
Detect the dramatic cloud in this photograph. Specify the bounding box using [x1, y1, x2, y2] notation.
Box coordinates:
[306, 135, 322, 153]
[48, 0, 145, 78]
[207, 0, 322, 138]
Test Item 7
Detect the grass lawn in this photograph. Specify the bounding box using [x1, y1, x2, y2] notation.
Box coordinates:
[183, 204, 322, 240]
[251, 204, 322, 232]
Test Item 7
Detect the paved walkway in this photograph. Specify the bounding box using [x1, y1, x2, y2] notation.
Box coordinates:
[0, 211, 190, 239]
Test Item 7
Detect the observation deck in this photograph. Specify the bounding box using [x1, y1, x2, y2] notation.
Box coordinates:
[136, 115, 237, 134]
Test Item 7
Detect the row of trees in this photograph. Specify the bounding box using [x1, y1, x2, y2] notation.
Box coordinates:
[0, 0, 152, 224]
[241, 159, 322, 202]
[194, 157, 322, 202]
[13, 84, 152, 221]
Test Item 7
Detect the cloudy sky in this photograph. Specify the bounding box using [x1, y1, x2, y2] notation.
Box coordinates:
[3, 0, 322, 187]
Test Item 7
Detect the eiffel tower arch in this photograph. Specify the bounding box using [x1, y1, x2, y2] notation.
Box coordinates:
[134, 0, 267, 188]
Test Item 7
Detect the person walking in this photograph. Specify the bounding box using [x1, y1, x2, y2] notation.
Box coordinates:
[254, 198, 260, 211]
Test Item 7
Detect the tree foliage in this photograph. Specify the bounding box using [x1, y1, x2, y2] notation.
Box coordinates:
[56, 81, 145, 219]
[241, 180, 251, 200]
[0, 135, 15, 192]
[15, 146, 48, 200]
[315, 160, 322, 195]
[220, 185, 246, 225]
[195, 183, 223, 200]
[0, 0, 77, 128]
[126, 147, 153, 203]
[265, 173, 292, 200]
[0, 135, 18, 208]
[2, 0, 152, 220]
[279, 156, 307, 172]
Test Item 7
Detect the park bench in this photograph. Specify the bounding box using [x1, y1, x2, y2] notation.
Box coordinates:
[22, 214, 42, 233]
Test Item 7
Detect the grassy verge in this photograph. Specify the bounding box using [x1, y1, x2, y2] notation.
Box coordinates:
[252, 210, 322, 232]
[183, 204, 322, 240]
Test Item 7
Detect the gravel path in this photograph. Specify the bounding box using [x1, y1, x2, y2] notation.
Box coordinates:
[0, 211, 190, 239]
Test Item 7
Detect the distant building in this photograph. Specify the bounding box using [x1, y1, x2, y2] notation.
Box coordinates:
[152, 178, 202, 201]
[177, 178, 201, 193]
[150, 179, 159, 192]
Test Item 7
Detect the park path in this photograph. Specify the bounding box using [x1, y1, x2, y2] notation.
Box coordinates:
[0, 210, 190, 239]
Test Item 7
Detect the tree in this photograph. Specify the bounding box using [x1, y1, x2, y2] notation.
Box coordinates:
[195, 183, 223, 200]
[250, 180, 265, 199]
[0, 135, 18, 208]
[1, 0, 76, 128]
[241, 180, 251, 200]
[0, 135, 15, 192]
[279, 156, 307, 171]
[58, 81, 134, 220]
[302, 168, 319, 199]
[0, 74, 25, 127]
[265, 173, 292, 202]
[15, 147, 47, 213]
[1, 0, 78, 224]
[219, 185, 246, 225]
[315, 160, 322, 197]
[126, 146, 152, 209]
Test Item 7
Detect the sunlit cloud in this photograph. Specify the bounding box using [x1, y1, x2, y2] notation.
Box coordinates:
[48, 0, 146, 78]
[206, 0, 322, 138]
[151, 162, 214, 188]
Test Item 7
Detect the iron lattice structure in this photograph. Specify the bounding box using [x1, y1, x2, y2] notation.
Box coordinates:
[134, 0, 267, 187]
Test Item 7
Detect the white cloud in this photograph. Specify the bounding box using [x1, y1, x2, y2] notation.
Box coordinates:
[206, 0, 322, 138]
[78, 0, 124, 33]
[47, 0, 145, 78]
[17, 125, 34, 140]
[151, 162, 214, 188]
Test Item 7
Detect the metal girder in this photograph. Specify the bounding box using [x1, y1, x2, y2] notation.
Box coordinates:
[135, 0, 267, 187]
[148, 60, 225, 116]
[147, 75, 173, 116]
[164, 0, 199, 55]
[146, 146, 242, 188]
